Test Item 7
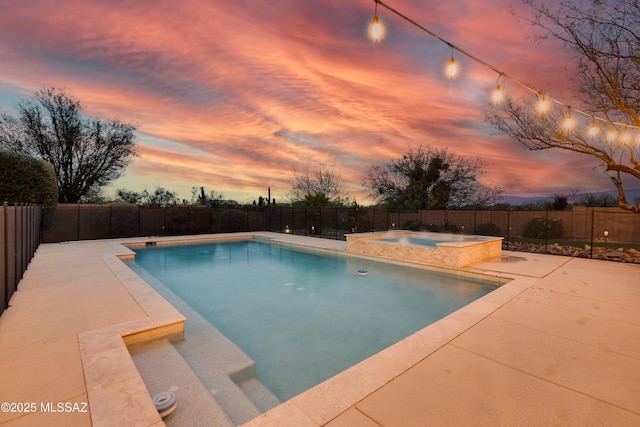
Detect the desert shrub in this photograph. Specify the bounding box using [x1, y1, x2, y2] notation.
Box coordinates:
[402, 220, 422, 231]
[339, 217, 357, 233]
[523, 217, 563, 239]
[424, 223, 442, 232]
[475, 222, 501, 236]
[442, 223, 460, 233]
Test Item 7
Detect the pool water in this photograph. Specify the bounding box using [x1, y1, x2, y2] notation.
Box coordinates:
[128, 239, 496, 401]
[378, 235, 474, 247]
[379, 236, 445, 247]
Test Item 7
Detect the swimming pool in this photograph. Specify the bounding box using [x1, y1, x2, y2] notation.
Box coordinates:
[127, 239, 497, 403]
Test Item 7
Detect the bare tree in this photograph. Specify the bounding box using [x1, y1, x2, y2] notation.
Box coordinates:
[487, 0, 640, 212]
[0, 87, 138, 203]
[289, 165, 346, 207]
[366, 145, 502, 209]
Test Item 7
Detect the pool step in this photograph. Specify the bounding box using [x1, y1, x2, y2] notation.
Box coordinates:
[233, 375, 282, 414]
[129, 338, 235, 427]
[171, 309, 280, 425]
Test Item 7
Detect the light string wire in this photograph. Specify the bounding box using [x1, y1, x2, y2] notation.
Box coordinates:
[371, 0, 640, 131]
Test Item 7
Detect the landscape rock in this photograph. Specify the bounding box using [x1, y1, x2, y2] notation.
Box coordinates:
[502, 241, 640, 264]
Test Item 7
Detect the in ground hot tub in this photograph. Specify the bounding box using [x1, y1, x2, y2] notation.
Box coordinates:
[346, 231, 503, 268]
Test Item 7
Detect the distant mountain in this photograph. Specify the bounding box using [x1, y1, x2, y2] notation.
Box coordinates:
[501, 188, 640, 206]
[500, 195, 547, 206]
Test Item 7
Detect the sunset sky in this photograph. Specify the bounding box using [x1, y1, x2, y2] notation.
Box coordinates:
[0, 0, 618, 204]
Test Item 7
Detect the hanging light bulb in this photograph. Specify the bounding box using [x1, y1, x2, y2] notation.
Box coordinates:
[370, 15, 383, 41]
[446, 57, 458, 79]
[536, 94, 550, 114]
[605, 129, 617, 141]
[492, 74, 504, 104]
[562, 117, 574, 131]
[562, 115, 576, 131]
[491, 85, 503, 104]
[587, 122, 599, 138]
[620, 132, 632, 144]
[369, 1, 383, 42]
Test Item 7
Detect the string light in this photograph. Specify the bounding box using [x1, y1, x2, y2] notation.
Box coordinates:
[370, 0, 383, 41]
[621, 132, 632, 143]
[492, 85, 503, 104]
[490, 73, 504, 104]
[446, 56, 458, 79]
[370, 16, 383, 41]
[536, 95, 550, 115]
[587, 122, 599, 138]
[562, 112, 576, 131]
[368, 0, 640, 135]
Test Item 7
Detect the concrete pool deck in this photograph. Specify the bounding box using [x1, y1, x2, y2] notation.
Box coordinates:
[0, 232, 639, 426]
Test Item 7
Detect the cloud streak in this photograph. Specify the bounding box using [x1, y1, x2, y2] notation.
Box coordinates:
[0, 0, 616, 203]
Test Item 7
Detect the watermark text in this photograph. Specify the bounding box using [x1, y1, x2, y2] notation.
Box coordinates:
[1, 401, 88, 413]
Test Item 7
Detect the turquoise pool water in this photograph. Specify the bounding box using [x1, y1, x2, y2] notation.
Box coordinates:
[377, 235, 475, 247]
[378, 236, 444, 247]
[128, 239, 496, 401]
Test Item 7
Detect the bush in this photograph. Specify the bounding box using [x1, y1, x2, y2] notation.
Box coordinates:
[442, 223, 461, 233]
[0, 150, 57, 205]
[475, 222, 502, 236]
[523, 217, 563, 239]
[424, 223, 442, 232]
[402, 220, 423, 231]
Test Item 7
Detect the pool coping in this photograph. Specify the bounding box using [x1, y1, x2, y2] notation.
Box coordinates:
[77, 232, 534, 427]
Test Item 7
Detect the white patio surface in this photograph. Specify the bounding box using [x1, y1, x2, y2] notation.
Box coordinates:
[0, 232, 638, 426]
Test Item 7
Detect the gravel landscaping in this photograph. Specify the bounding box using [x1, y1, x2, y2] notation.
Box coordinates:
[504, 241, 640, 264]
